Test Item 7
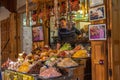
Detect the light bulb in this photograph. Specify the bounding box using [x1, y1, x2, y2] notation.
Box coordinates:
[78, 10, 83, 14]
[85, 14, 88, 17]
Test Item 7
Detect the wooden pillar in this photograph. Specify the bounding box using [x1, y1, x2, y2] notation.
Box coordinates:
[106, 0, 112, 80]
[54, 0, 59, 28]
[43, 0, 49, 45]
[16, 13, 22, 53]
[9, 13, 17, 61]
[110, 0, 120, 80]
[26, 0, 30, 27]
[0, 21, 1, 69]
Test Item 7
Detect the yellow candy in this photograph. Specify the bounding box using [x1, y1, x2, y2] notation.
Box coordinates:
[72, 50, 88, 58]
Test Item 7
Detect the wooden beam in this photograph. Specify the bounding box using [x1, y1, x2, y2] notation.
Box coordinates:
[0, 0, 17, 12]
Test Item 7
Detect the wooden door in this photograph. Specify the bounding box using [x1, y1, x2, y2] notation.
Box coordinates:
[1, 18, 11, 64]
[92, 41, 107, 80]
[110, 0, 120, 80]
[0, 13, 22, 64]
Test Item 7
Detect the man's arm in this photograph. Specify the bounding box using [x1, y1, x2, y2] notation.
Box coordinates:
[56, 43, 61, 50]
[74, 27, 81, 35]
[56, 30, 61, 50]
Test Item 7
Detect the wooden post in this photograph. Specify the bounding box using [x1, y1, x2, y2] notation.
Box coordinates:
[67, 0, 72, 29]
[26, 0, 30, 27]
[9, 13, 17, 61]
[43, 0, 49, 45]
[54, 0, 58, 28]
[0, 22, 1, 69]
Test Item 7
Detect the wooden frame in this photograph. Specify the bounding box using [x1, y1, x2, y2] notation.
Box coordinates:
[32, 25, 44, 42]
[89, 24, 107, 40]
[89, 5, 106, 21]
[89, 0, 104, 7]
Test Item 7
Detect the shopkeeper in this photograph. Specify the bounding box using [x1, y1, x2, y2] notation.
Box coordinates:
[57, 17, 81, 49]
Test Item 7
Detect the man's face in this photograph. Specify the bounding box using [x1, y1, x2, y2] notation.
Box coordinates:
[60, 20, 67, 28]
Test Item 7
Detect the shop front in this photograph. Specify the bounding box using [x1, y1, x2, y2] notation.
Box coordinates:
[0, 0, 120, 80]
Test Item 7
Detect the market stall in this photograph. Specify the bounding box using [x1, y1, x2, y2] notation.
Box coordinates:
[2, 44, 90, 80]
[1, 0, 91, 80]
[1, 0, 118, 80]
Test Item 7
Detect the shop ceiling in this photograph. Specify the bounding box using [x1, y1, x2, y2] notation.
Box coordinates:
[0, 0, 66, 12]
[0, 0, 17, 12]
[0, 0, 69, 12]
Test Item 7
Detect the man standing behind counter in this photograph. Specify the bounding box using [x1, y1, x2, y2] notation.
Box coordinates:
[57, 17, 81, 50]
